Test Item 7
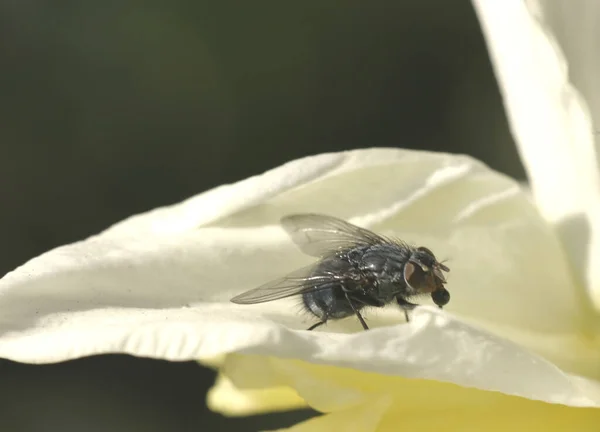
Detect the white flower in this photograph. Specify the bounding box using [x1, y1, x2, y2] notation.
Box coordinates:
[1, 1, 600, 430]
[473, 0, 600, 314]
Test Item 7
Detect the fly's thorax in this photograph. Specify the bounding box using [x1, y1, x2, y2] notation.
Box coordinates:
[315, 253, 362, 280]
[355, 243, 412, 298]
[357, 244, 411, 276]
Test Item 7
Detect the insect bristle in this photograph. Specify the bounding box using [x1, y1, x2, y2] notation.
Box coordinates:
[292, 296, 319, 323]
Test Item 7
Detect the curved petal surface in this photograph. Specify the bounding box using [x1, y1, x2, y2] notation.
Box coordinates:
[0, 148, 595, 402]
[259, 365, 600, 432]
[207, 375, 307, 416]
[472, 0, 600, 312]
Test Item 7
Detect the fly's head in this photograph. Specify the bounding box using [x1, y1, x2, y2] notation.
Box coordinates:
[403, 246, 450, 308]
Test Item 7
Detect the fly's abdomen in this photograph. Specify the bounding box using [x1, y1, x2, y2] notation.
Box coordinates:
[301, 255, 359, 321]
[302, 283, 356, 320]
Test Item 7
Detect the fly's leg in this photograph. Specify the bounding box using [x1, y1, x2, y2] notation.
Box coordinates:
[345, 293, 369, 330]
[307, 321, 325, 331]
[396, 296, 419, 322]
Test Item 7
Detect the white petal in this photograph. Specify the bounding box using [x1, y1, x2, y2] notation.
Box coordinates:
[218, 309, 600, 408]
[0, 148, 594, 401]
[4, 303, 600, 407]
[472, 0, 600, 311]
[0, 149, 580, 335]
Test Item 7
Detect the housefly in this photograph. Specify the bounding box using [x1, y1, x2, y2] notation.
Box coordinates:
[230, 213, 450, 331]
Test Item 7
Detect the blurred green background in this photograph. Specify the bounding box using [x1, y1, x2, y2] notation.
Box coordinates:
[0, 1, 524, 431]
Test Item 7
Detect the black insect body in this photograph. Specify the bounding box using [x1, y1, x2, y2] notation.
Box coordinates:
[230, 214, 450, 331]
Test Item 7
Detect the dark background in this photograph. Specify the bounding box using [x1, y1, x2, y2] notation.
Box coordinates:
[0, 1, 524, 431]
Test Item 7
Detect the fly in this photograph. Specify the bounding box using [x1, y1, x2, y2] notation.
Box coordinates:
[230, 213, 450, 331]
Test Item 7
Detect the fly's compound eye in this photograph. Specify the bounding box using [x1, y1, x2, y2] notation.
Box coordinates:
[403, 261, 436, 293]
[431, 288, 450, 308]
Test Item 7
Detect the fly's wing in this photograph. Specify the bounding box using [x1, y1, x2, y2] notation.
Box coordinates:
[230, 263, 347, 304]
[280, 213, 389, 257]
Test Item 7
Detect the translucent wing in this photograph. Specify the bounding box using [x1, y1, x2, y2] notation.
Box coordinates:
[230, 262, 348, 304]
[280, 213, 389, 257]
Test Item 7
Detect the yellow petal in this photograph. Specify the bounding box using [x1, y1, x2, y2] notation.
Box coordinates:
[277, 392, 600, 432]
[198, 354, 227, 369]
[221, 354, 600, 412]
[207, 374, 307, 416]
[272, 395, 391, 432]
[220, 354, 600, 431]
